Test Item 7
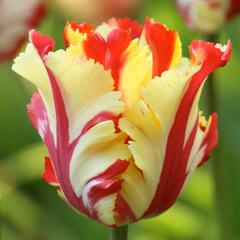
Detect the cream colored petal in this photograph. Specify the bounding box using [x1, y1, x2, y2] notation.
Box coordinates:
[12, 43, 56, 142]
[45, 50, 123, 142]
[70, 121, 131, 197]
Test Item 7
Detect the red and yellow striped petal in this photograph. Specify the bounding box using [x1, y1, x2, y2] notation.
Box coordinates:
[144, 18, 182, 77]
[144, 40, 231, 217]
[64, 21, 92, 47]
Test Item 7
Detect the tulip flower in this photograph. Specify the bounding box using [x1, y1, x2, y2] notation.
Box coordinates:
[12, 18, 231, 238]
[53, 0, 141, 23]
[0, 0, 45, 62]
[176, 0, 240, 34]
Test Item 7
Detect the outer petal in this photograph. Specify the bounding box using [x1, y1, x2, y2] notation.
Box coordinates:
[143, 40, 231, 217]
[13, 30, 132, 226]
[13, 31, 57, 143]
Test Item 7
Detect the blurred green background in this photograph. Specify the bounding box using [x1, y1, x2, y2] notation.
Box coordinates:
[0, 0, 240, 239]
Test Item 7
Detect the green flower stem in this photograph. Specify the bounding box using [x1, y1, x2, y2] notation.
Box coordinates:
[109, 225, 128, 240]
[206, 34, 232, 240]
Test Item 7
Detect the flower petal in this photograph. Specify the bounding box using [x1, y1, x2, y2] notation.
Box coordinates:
[144, 40, 231, 217]
[64, 21, 92, 47]
[108, 18, 143, 39]
[119, 39, 152, 106]
[144, 18, 182, 77]
[42, 156, 59, 186]
[84, 29, 131, 89]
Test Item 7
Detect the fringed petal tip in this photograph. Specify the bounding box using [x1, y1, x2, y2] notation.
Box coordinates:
[64, 21, 93, 47]
[189, 39, 232, 68]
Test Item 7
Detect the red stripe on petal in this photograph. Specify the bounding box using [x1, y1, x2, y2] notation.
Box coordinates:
[144, 119, 199, 216]
[88, 179, 123, 206]
[84, 32, 107, 65]
[159, 119, 199, 213]
[198, 113, 218, 167]
[84, 159, 132, 225]
[109, 18, 143, 39]
[30, 30, 55, 58]
[70, 112, 122, 153]
[42, 156, 58, 185]
[82, 112, 121, 136]
[26, 34, 94, 217]
[27, 92, 56, 157]
[114, 194, 136, 225]
[86, 159, 130, 204]
[92, 159, 130, 181]
[106, 29, 131, 89]
[34, 63, 86, 214]
[145, 40, 231, 217]
[145, 18, 177, 77]
[84, 29, 131, 89]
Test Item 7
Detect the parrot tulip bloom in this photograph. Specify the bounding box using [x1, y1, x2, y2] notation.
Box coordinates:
[176, 0, 240, 34]
[53, 0, 141, 23]
[12, 18, 231, 227]
[0, 0, 45, 62]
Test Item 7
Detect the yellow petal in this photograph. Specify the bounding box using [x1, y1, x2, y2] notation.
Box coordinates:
[119, 39, 152, 107]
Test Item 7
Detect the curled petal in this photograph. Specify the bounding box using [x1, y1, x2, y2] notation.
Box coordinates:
[30, 30, 55, 58]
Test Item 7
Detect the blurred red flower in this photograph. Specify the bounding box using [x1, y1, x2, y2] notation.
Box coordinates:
[53, 0, 142, 23]
[176, 0, 240, 33]
[0, 0, 45, 62]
